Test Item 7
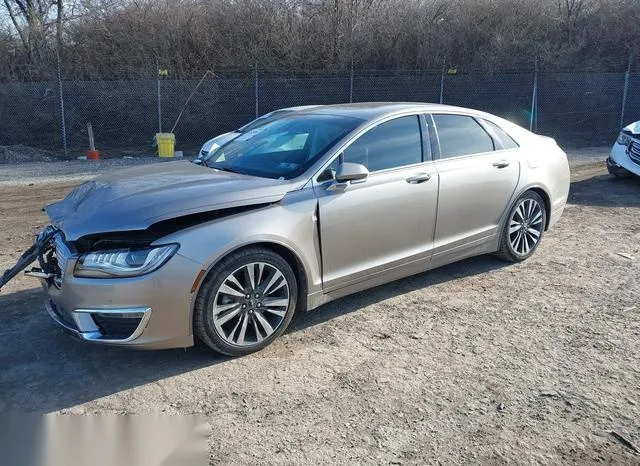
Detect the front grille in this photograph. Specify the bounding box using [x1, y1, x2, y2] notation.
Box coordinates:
[629, 141, 640, 165]
[92, 314, 142, 339]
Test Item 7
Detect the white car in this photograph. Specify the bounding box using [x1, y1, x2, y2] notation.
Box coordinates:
[197, 106, 318, 161]
[608, 121, 640, 178]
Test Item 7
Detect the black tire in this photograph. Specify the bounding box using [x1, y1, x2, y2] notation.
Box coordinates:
[495, 190, 547, 263]
[194, 246, 298, 356]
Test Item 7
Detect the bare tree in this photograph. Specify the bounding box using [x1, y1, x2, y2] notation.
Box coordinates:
[1, 0, 639, 80]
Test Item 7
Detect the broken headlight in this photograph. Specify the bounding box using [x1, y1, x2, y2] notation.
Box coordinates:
[74, 244, 179, 278]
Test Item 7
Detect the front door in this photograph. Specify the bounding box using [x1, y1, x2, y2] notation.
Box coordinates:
[313, 115, 439, 292]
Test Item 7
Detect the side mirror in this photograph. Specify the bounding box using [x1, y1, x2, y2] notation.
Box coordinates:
[334, 162, 369, 183]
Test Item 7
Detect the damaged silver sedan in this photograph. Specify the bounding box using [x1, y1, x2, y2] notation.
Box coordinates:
[0, 103, 570, 356]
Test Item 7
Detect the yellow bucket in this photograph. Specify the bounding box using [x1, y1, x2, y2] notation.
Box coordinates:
[156, 133, 175, 157]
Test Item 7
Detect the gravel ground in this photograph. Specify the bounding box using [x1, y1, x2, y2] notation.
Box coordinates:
[0, 156, 181, 186]
[0, 151, 639, 464]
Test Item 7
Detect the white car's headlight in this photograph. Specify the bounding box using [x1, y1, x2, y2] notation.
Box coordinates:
[74, 244, 179, 278]
[617, 131, 633, 146]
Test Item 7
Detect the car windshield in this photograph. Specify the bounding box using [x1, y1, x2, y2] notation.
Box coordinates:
[205, 114, 363, 179]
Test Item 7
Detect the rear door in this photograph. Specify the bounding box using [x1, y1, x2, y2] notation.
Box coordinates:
[429, 113, 521, 254]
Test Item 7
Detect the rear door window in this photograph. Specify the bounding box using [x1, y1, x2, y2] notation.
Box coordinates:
[432, 114, 495, 159]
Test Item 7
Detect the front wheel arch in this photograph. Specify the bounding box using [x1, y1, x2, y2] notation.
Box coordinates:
[189, 241, 309, 335]
[192, 245, 300, 355]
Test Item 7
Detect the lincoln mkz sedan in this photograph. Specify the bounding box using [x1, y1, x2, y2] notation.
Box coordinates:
[0, 103, 570, 356]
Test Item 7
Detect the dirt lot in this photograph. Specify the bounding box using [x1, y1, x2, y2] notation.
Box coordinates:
[0, 155, 639, 464]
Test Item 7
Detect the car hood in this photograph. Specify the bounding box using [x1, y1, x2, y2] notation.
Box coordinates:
[46, 161, 299, 241]
[623, 121, 640, 135]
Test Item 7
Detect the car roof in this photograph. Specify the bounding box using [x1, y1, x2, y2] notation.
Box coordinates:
[293, 102, 482, 120]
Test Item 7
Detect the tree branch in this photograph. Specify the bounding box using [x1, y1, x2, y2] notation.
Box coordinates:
[2, 0, 30, 51]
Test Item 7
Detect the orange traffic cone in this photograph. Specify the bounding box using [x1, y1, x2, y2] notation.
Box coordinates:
[87, 123, 100, 160]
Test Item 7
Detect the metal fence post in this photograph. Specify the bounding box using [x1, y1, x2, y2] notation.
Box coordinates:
[157, 77, 162, 133]
[620, 52, 632, 128]
[349, 59, 354, 103]
[439, 58, 445, 104]
[55, 54, 68, 157]
[530, 58, 538, 133]
[156, 60, 162, 133]
[254, 61, 259, 118]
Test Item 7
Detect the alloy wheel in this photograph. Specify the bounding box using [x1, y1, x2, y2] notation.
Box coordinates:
[212, 262, 290, 347]
[508, 198, 543, 255]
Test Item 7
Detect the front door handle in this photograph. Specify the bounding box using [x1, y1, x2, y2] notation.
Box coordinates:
[405, 173, 431, 184]
[493, 160, 510, 168]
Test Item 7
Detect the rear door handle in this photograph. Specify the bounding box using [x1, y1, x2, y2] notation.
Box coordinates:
[405, 173, 431, 184]
[492, 160, 510, 168]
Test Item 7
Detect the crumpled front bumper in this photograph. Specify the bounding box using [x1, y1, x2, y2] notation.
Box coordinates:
[41, 246, 200, 349]
[609, 142, 640, 177]
[0, 226, 58, 291]
[1, 226, 201, 349]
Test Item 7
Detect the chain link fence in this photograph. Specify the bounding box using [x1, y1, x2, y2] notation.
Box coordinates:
[1, 67, 639, 157]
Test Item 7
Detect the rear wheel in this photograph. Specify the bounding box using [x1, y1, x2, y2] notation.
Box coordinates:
[496, 191, 546, 262]
[194, 247, 298, 356]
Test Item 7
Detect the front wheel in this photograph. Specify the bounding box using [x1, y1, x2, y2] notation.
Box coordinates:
[194, 247, 298, 356]
[496, 191, 547, 262]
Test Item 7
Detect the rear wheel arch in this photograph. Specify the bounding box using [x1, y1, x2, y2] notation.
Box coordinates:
[496, 189, 547, 262]
[528, 187, 551, 231]
[500, 186, 551, 236]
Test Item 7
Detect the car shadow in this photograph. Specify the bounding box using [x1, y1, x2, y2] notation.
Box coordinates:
[569, 173, 640, 207]
[290, 255, 508, 333]
[0, 286, 227, 414]
[0, 255, 508, 414]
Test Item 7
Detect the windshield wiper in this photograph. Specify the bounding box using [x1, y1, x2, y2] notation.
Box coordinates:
[212, 166, 241, 174]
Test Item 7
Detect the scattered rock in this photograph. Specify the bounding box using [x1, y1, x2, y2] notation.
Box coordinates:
[616, 252, 634, 260]
[539, 390, 559, 397]
[497, 403, 506, 412]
